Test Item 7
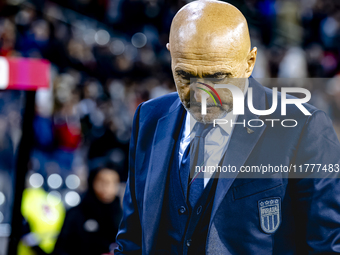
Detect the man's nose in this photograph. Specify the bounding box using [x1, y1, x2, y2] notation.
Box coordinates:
[191, 80, 214, 103]
[192, 83, 203, 103]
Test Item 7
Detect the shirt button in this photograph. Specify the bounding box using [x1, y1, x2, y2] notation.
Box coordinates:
[179, 206, 186, 214]
[197, 205, 202, 215]
[186, 239, 192, 247]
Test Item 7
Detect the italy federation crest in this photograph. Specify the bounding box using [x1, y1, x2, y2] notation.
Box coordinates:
[258, 197, 281, 234]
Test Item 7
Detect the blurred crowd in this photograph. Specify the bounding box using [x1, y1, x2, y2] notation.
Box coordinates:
[0, 0, 340, 254]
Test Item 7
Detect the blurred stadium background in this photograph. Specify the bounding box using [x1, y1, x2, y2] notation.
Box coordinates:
[0, 0, 340, 254]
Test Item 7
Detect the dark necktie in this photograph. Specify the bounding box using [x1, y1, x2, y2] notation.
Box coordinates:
[181, 122, 214, 208]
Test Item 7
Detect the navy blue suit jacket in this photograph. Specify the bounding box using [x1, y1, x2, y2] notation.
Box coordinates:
[115, 78, 340, 254]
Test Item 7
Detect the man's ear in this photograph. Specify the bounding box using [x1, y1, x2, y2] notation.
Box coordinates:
[245, 47, 257, 78]
[166, 43, 170, 52]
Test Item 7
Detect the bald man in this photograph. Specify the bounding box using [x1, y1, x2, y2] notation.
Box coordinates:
[115, 1, 340, 254]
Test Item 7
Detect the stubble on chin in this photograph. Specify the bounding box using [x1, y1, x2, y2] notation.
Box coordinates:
[185, 105, 231, 124]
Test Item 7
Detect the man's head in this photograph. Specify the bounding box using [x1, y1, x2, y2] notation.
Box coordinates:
[167, 0, 257, 123]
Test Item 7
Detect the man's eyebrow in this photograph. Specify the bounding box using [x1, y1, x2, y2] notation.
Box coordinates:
[203, 72, 232, 78]
[175, 70, 232, 79]
[175, 70, 194, 78]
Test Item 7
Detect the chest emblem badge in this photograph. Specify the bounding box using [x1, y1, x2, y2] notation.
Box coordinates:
[258, 197, 281, 234]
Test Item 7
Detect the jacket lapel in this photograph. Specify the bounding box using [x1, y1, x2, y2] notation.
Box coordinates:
[142, 97, 185, 254]
[209, 78, 268, 226]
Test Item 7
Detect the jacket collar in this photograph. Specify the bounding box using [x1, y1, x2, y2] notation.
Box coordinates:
[208, 76, 268, 243]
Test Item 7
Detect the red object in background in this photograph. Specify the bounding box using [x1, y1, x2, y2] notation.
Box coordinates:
[0, 56, 50, 91]
[54, 123, 81, 151]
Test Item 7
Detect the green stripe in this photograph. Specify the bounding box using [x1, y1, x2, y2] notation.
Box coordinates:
[197, 87, 217, 106]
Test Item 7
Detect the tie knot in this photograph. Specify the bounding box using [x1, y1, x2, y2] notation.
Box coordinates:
[194, 122, 214, 138]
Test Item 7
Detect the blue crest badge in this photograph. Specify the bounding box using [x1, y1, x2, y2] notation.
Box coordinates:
[258, 197, 281, 234]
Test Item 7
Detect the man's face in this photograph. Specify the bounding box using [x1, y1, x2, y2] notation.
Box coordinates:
[171, 46, 248, 123]
[167, 0, 257, 123]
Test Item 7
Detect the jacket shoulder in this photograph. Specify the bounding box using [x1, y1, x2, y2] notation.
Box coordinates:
[138, 92, 180, 120]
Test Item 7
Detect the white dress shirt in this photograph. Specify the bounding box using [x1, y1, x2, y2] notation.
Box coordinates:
[178, 79, 249, 187]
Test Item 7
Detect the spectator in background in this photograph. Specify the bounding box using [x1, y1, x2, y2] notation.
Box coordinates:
[53, 165, 122, 255]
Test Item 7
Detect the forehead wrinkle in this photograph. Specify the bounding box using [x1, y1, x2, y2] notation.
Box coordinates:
[172, 35, 242, 55]
[175, 63, 233, 72]
[172, 39, 245, 60]
[172, 51, 238, 61]
[174, 64, 234, 79]
[174, 61, 233, 73]
[173, 56, 237, 68]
